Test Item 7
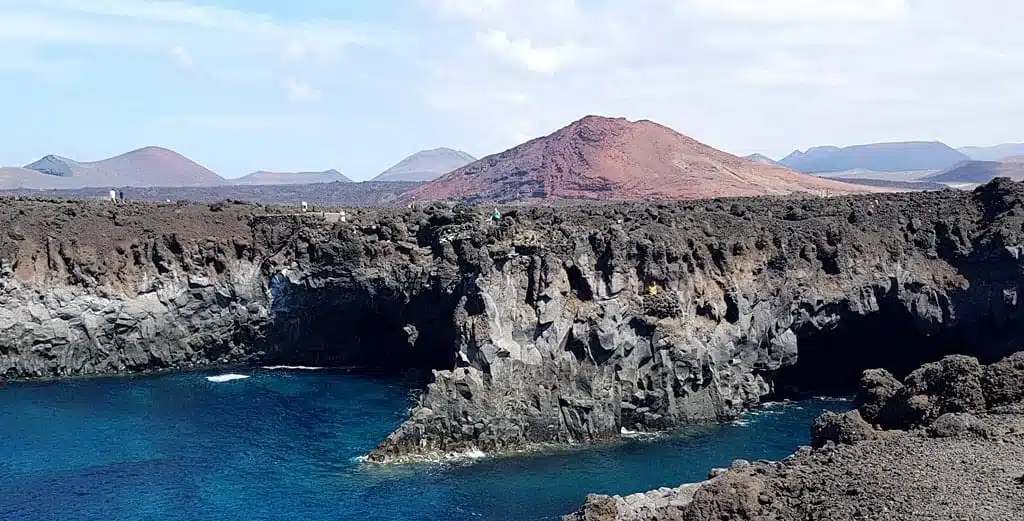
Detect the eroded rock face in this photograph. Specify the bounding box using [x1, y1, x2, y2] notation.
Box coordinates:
[4, 180, 1024, 464]
[368, 181, 1024, 461]
[0, 200, 270, 378]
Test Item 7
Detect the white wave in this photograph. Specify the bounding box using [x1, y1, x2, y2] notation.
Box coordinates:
[262, 365, 325, 371]
[731, 418, 751, 427]
[813, 396, 852, 402]
[206, 374, 250, 383]
[351, 455, 369, 463]
[452, 448, 487, 460]
[620, 427, 660, 439]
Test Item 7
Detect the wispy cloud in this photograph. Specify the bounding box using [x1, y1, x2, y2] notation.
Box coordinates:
[156, 113, 335, 131]
[0, 0, 393, 76]
[284, 78, 322, 102]
[168, 45, 193, 68]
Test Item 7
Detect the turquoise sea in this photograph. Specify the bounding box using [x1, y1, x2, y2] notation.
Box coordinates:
[0, 369, 846, 521]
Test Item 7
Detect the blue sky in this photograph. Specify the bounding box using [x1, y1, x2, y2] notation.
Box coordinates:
[0, 0, 1021, 180]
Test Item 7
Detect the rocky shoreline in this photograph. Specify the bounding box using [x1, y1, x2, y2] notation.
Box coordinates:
[563, 352, 1024, 520]
[2, 180, 1024, 466]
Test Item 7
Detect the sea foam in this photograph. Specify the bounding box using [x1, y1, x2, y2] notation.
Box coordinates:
[206, 374, 251, 383]
[263, 365, 325, 371]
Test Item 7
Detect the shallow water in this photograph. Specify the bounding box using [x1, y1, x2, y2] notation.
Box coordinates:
[0, 369, 847, 521]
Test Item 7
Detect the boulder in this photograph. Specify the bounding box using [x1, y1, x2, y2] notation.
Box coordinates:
[859, 356, 987, 430]
[683, 472, 767, 521]
[811, 410, 877, 447]
[982, 352, 1024, 407]
[926, 412, 993, 439]
[902, 355, 986, 417]
[855, 368, 904, 425]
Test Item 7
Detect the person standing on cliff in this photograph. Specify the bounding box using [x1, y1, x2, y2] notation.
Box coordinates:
[492, 207, 501, 222]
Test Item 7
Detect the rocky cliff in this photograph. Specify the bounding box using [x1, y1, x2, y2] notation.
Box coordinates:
[2, 181, 1024, 464]
[563, 352, 1024, 520]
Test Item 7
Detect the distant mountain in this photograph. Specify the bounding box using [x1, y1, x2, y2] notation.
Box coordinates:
[958, 144, 1024, 162]
[744, 153, 777, 165]
[923, 158, 1024, 184]
[779, 142, 969, 174]
[20, 146, 225, 188]
[406, 115, 882, 204]
[373, 148, 476, 182]
[233, 169, 352, 185]
[0, 167, 78, 189]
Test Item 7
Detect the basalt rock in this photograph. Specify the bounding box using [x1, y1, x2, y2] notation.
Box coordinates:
[983, 351, 1024, 407]
[857, 354, 990, 430]
[810, 410, 877, 447]
[569, 352, 1024, 520]
[4, 181, 1024, 465]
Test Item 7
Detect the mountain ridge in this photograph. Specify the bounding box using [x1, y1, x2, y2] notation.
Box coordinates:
[233, 168, 353, 185]
[18, 146, 226, 188]
[779, 141, 969, 174]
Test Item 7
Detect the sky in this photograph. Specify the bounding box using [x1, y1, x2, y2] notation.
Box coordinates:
[0, 0, 1021, 180]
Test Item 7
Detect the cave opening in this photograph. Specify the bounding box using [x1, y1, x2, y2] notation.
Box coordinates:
[769, 298, 970, 400]
[264, 275, 462, 377]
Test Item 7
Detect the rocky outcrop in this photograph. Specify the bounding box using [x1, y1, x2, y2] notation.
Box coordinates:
[562, 482, 707, 521]
[810, 410, 876, 447]
[368, 180, 1024, 462]
[0, 199, 267, 377]
[564, 352, 1024, 521]
[4, 179, 1024, 465]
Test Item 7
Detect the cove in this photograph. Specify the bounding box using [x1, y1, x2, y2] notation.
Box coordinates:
[0, 370, 846, 521]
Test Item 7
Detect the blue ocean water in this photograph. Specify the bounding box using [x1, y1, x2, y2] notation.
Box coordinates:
[0, 369, 847, 521]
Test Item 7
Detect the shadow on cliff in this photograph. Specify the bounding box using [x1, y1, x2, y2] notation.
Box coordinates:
[772, 179, 1024, 398]
[262, 272, 464, 373]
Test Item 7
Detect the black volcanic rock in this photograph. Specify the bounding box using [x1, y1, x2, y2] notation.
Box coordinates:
[779, 141, 970, 173]
[3, 179, 1024, 472]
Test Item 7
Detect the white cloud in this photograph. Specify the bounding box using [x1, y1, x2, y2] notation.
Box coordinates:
[284, 78, 321, 102]
[3, 0, 1024, 162]
[415, 0, 1024, 158]
[677, 0, 910, 23]
[0, 0, 389, 65]
[169, 45, 193, 68]
[476, 30, 584, 73]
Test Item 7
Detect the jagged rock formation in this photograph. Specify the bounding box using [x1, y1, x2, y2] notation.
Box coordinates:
[3, 180, 1024, 467]
[563, 352, 1024, 520]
